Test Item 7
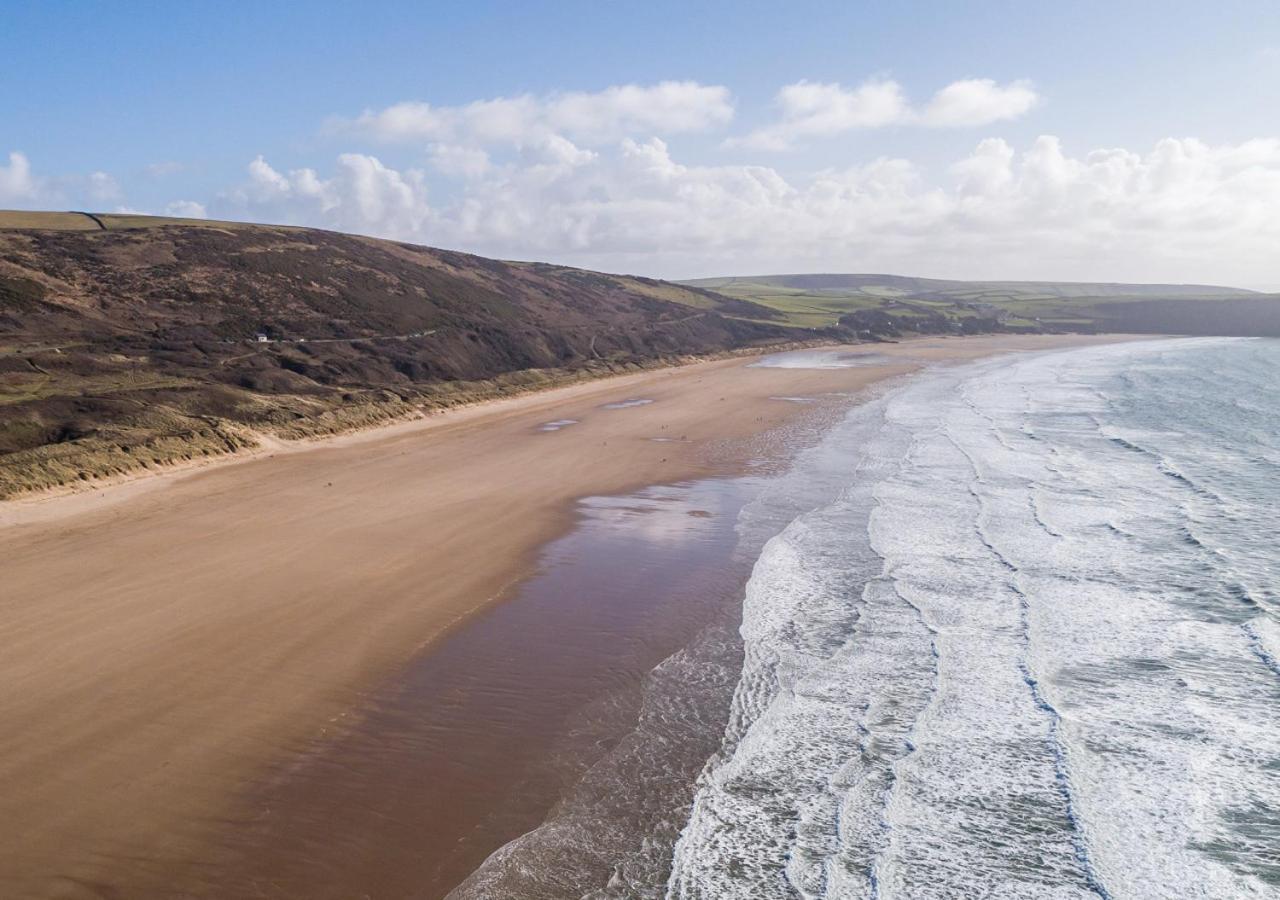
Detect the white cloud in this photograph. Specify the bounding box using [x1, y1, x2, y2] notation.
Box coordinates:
[546, 82, 735, 139]
[244, 155, 295, 200]
[224, 153, 431, 236]
[737, 77, 1040, 149]
[88, 171, 122, 202]
[10, 125, 1280, 284]
[951, 136, 1016, 194]
[337, 81, 734, 147]
[0, 151, 122, 208]
[165, 200, 208, 218]
[0, 151, 41, 202]
[428, 144, 492, 179]
[733, 79, 909, 150]
[211, 134, 1280, 284]
[341, 76, 1031, 157]
[921, 78, 1039, 126]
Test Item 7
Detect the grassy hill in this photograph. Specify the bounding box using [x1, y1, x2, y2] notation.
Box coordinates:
[685, 274, 1269, 334]
[6, 208, 1277, 499]
[0, 211, 792, 498]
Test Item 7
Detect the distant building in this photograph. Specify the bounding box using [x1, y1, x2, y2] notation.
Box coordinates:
[255, 333, 269, 343]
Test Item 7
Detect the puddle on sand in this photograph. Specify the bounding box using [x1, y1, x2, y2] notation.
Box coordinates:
[749, 349, 909, 369]
[537, 419, 578, 432]
[601, 398, 655, 410]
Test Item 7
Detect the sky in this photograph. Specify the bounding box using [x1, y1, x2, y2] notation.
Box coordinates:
[3, 1, 1280, 285]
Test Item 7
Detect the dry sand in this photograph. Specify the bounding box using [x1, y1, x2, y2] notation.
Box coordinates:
[0, 335, 1137, 897]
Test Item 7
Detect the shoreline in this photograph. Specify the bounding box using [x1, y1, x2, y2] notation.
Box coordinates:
[0, 333, 1135, 531]
[0, 334, 1144, 897]
[0, 341, 834, 531]
[199, 474, 769, 899]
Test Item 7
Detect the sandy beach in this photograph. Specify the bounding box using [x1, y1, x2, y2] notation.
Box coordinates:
[0, 334, 1130, 898]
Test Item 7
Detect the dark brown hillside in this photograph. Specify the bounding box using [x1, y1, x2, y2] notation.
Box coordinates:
[0, 219, 791, 497]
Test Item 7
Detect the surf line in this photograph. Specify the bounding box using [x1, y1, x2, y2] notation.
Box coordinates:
[950, 430, 1112, 900]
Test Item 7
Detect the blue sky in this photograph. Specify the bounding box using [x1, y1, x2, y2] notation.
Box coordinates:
[3, 1, 1280, 283]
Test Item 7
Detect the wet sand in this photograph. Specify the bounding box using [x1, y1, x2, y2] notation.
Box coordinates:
[197, 478, 764, 899]
[0, 335, 1130, 898]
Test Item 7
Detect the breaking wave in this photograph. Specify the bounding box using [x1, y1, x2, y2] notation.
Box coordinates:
[669, 338, 1280, 899]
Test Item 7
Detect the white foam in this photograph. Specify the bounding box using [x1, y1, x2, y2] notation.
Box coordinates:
[669, 338, 1280, 899]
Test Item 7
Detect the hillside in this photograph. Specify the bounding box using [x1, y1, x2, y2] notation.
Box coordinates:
[686, 273, 1273, 335]
[8, 210, 1276, 500]
[0, 212, 791, 498]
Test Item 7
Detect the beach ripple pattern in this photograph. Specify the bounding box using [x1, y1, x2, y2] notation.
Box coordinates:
[667, 338, 1280, 899]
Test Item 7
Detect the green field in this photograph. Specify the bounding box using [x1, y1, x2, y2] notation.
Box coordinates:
[682, 274, 1260, 332]
[685, 278, 890, 327]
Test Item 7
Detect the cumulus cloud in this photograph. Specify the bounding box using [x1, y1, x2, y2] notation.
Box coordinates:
[0, 151, 41, 203]
[921, 78, 1039, 126]
[428, 143, 492, 179]
[737, 77, 1039, 149]
[0, 151, 123, 208]
[225, 153, 431, 236]
[336, 81, 734, 146]
[165, 200, 208, 218]
[11, 127, 1280, 284]
[951, 136, 1017, 194]
[732, 79, 909, 150]
[339, 77, 1033, 155]
[212, 134, 1280, 284]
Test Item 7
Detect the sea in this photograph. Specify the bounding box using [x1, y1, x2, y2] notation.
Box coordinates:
[455, 337, 1280, 899]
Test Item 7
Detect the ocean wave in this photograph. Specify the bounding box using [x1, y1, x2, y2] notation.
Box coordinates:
[669, 338, 1280, 899]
